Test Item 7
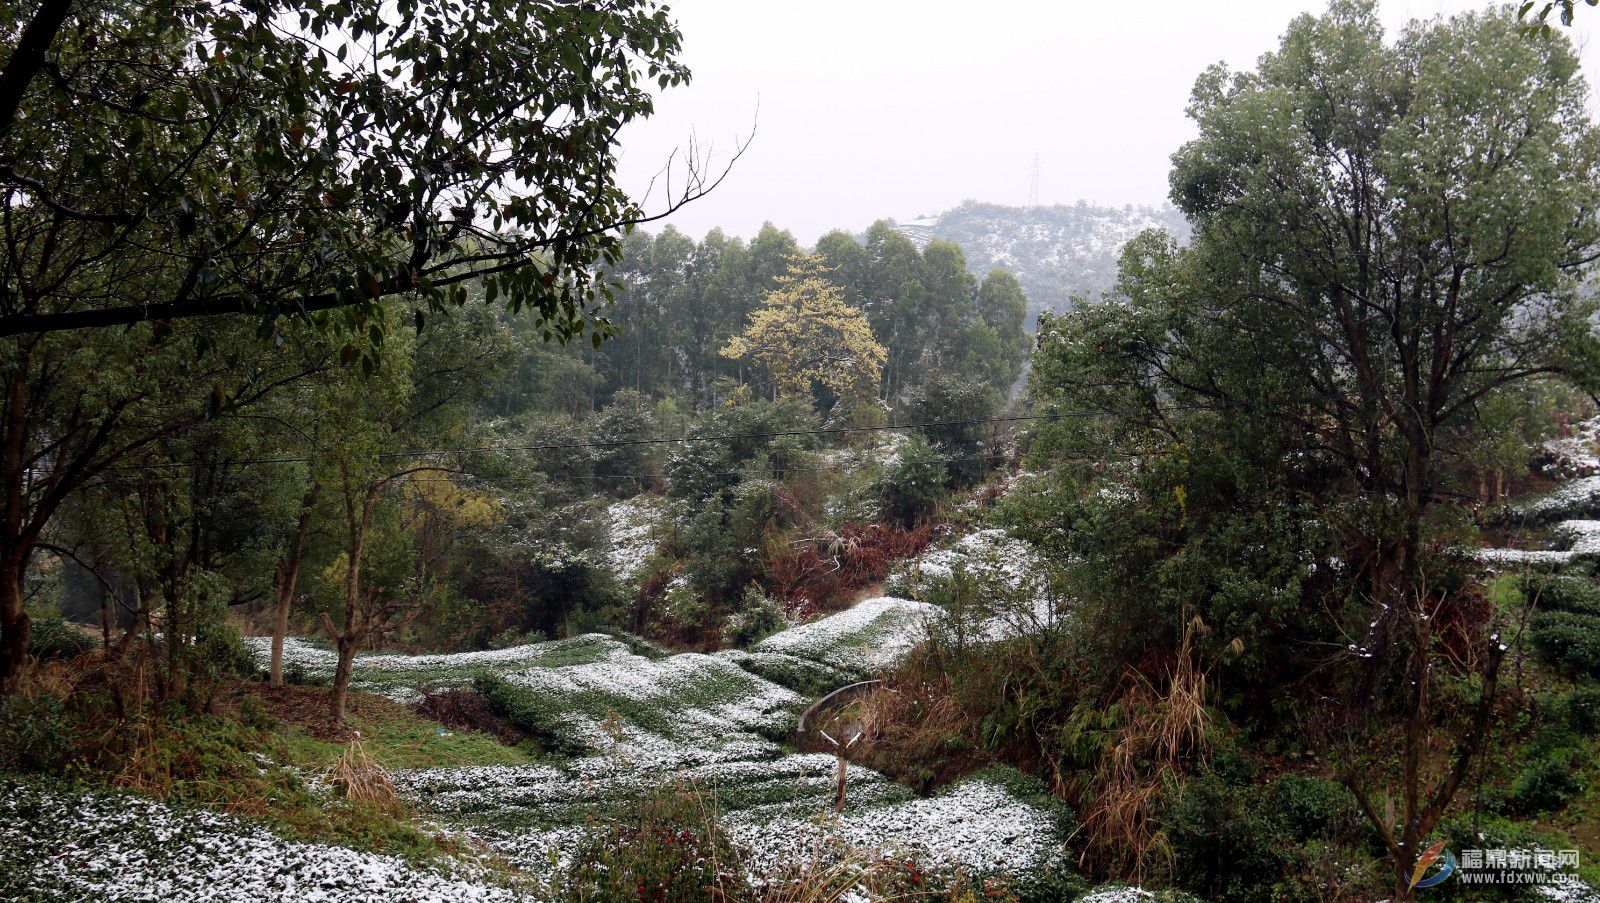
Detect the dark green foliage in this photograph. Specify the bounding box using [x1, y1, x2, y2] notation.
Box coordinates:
[1508, 749, 1585, 814]
[588, 389, 657, 493]
[876, 435, 949, 527]
[1530, 609, 1600, 678]
[473, 673, 588, 759]
[1560, 686, 1600, 733]
[1526, 574, 1600, 615]
[0, 0, 690, 340]
[24, 613, 95, 661]
[597, 222, 1030, 410]
[0, 693, 74, 775]
[901, 373, 1002, 486]
[666, 399, 817, 505]
[1160, 756, 1378, 903]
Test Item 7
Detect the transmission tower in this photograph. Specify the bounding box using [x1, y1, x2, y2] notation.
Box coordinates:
[1028, 153, 1041, 207]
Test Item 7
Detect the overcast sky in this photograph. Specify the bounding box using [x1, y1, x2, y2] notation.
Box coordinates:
[613, 0, 1600, 246]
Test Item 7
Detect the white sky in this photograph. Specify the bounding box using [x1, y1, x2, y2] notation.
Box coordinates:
[614, 0, 1600, 246]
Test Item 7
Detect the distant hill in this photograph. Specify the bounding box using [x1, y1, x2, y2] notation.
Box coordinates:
[890, 200, 1190, 325]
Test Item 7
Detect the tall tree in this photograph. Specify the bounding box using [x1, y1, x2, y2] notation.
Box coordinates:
[720, 254, 885, 410]
[1033, 3, 1600, 896]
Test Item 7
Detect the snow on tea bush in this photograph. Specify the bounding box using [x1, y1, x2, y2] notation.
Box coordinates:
[0, 779, 517, 902]
[1478, 548, 1579, 568]
[1517, 476, 1600, 523]
[489, 646, 806, 766]
[243, 633, 632, 701]
[727, 772, 1065, 884]
[1555, 519, 1600, 557]
[754, 596, 940, 673]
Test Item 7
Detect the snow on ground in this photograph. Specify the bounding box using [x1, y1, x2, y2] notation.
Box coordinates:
[0, 779, 518, 902]
[242, 633, 632, 702]
[754, 596, 940, 672]
[888, 528, 1062, 642]
[727, 773, 1063, 882]
[604, 494, 664, 584]
[398, 753, 914, 879]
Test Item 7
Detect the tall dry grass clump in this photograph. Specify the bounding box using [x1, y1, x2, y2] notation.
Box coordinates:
[331, 731, 403, 813]
[1080, 615, 1215, 882]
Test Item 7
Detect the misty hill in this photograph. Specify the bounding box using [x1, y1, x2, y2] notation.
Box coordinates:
[891, 200, 1190, 324]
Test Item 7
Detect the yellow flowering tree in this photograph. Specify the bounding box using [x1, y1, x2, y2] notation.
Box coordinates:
[720, 254, 887, 405]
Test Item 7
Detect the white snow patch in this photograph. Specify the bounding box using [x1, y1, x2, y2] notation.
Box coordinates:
[755, 597, 940, 672]
[0, 781, 517, 902]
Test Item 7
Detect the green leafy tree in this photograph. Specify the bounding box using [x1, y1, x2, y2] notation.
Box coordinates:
[1032, 4, 1600, 896]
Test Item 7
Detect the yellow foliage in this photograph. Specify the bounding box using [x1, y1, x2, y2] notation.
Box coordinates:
[403, 477, 501, 529]
[720, 254, 886, 403]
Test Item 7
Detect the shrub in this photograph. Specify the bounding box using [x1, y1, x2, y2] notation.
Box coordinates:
[1529, 609, 1600, 678]
[1160, 762, 1377, 903]
[900, 373, 1001, 486]
[876, 435, 949, 527]
[1526, 573, 1600, 615]
[1509, 748, 1585, 815]
[722, 584, 784, 647]
[473, 673, 588, 758]
[1561, 686, 1600, 734]
[0, 693, 74, 774]
[25, 612, 96, 661]
[556, 783, 747, 902]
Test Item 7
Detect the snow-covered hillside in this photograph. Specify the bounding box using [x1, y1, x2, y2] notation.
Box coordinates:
[892, 201, 1190, 323]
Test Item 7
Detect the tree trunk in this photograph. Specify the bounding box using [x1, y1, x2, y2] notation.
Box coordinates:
[329, 635, 356, 722]
[269, 489, 317, 687]
[0, 560, 28, 694]
[327, 488, 366, 722]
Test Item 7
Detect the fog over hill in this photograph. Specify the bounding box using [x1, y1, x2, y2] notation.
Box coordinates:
[891, 200, 1190, 325]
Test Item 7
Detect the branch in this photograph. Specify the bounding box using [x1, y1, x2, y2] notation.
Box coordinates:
[0, 0, 73, 141]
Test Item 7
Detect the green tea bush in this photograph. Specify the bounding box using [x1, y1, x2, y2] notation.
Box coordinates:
[1529, 609, 1600, 679]
[473, 673, 588, 758]
[556, 783, 747, 903]
[1160, 755, 1377, 903]
[1508, 750, 1585, 814]
[1526, 573, 1600, 615]
[1561, 686, 1600, 733]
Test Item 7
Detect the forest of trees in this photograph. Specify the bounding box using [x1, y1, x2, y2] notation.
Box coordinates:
[542, 221, 1030, 412]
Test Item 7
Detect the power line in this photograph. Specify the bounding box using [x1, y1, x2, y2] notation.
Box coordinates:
[96, 411, 1095, 473]
[390, 450, 1027, 486]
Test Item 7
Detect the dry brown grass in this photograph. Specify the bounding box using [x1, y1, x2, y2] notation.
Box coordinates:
[1080, 615, 1214, 882]
[331, 732, 404, 813]
[752, 838, 943, 903]
[831, 659, 989, 793]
